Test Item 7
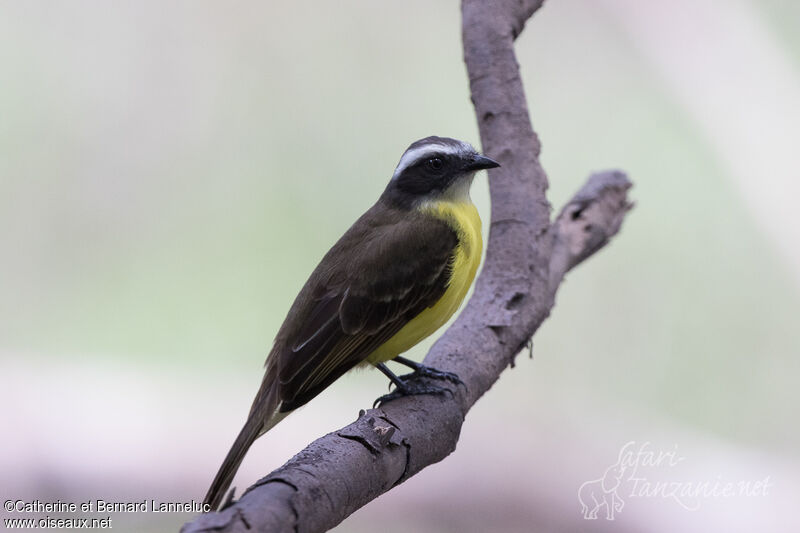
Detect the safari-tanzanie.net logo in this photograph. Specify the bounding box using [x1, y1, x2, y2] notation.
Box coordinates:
[577, 441, 772, 520]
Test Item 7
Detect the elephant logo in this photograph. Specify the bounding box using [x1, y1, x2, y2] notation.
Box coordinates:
[578, 457, 627, 520]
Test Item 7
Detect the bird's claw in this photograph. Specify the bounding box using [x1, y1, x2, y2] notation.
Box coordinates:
[399, 365, 463, 387]
[373, 382, 454, 408]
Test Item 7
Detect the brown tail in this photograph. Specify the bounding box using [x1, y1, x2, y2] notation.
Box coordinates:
[203, 368, 284, 511]
[202, 413, 263, 510]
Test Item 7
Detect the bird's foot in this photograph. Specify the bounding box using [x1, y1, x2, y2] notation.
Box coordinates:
[372, 359, 465, 407]
[398, 364, 464, 387]
[373, 380, 453, 408]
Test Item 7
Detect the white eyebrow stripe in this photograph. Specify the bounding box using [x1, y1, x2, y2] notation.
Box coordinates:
[392, 143, 464, 178]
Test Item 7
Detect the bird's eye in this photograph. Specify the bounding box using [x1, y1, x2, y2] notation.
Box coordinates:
[427, 158, 444, 171]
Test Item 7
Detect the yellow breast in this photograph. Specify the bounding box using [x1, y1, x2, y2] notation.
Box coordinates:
[367, 200, 482, 363]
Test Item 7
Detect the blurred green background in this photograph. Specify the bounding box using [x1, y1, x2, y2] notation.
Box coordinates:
[1, 1, 798, 532]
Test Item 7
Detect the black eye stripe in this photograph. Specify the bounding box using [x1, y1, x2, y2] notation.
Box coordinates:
[411, 153, 452, 169]
[427, 158, 444, 170]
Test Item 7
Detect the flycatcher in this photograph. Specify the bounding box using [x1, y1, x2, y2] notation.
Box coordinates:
[203, 136, 499, 509]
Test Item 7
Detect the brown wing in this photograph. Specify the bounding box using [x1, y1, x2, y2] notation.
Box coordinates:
[207, 204, 458, 512]
[267, 203, 458, 413]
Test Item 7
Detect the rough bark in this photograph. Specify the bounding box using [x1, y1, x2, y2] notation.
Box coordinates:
[183, 0, 633, 531]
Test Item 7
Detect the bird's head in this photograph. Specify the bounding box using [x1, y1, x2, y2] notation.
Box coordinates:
[382, 136, 499, 208]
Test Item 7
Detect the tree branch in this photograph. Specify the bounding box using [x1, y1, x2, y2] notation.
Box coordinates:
[182, 1, 633, 531]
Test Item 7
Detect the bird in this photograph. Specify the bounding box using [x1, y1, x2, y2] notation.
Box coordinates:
[203, 136, 499, 510]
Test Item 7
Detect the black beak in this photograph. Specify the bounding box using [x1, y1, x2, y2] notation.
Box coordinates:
[464, 154, 501, 172]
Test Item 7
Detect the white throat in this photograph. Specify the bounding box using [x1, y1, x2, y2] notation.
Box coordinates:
[426, 173, 476, 205]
